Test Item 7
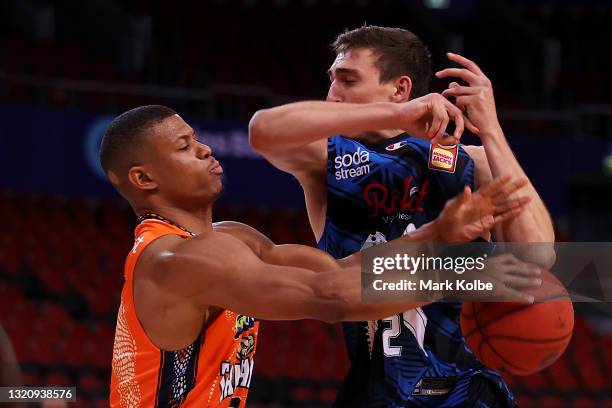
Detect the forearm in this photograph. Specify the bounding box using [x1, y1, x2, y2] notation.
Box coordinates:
[225, 264, 431, 323]
[249, 101, 400, 151]
[314, 266, 434, 322]
[262, 244, 341, 272]
[162, 234, 432, 324]
[481, 126, 554, 242]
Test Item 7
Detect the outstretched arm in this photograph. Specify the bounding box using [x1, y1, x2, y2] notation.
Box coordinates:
[147, 232, 437, 323]
[198, 174, 536, 322]
[149, 211, 536, 325]
[437, 53, 555, 263]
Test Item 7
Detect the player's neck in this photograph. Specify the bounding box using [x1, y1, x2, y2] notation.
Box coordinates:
[137, 205, 213, 235]
[354, 129, 404, 144]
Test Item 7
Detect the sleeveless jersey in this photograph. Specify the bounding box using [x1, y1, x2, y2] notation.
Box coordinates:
[110, 219, 259, 407]
[318, 134, 514, 407]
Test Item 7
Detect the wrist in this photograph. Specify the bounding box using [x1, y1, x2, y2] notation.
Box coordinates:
[477, 122, 504, 142]
[423, 220, 444, 243]
[385, 102, 406, 130]
[429, 219, 458, 243]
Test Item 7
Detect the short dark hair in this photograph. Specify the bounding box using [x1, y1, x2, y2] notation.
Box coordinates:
[331, 26, 432, 98]
[99, 105, 176, 176]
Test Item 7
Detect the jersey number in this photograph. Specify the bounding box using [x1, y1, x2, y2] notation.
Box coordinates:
[382, 309, 428, 357]
[382, 314, 402, 357]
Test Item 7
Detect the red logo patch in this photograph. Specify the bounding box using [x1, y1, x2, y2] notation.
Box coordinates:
[428, 144, 458, 173]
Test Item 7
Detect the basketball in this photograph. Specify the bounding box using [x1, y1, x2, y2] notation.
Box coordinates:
[461, 269, 574, 375]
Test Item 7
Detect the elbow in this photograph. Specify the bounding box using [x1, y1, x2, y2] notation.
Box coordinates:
[514, 242, 556, 270]
[537, 246, 557, 270]
[527, 230, 557, 270]
[544, 248, 557, 270]
[248, 109, 273, 152]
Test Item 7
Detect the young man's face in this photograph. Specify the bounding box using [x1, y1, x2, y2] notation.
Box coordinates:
[326, 47, 396, 104]
[146, 114, 224, 204]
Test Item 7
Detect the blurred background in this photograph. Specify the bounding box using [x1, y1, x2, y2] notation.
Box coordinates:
[0, 0, 611, 406]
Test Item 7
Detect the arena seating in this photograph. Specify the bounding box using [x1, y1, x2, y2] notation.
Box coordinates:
[0, 192, 610, 406]
[1, 1, 612, 119]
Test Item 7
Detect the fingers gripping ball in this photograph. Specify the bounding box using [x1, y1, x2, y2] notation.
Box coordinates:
[461, 269, 574, 375]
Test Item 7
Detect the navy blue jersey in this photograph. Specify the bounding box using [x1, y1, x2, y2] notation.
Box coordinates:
[317, 134, 514, 407]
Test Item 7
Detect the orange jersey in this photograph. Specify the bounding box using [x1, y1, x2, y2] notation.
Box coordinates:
[110, 219, 259, 407]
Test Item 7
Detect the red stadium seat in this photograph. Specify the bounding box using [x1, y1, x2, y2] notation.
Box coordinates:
[291, 386, 313, 403]
[93, 399, 110, 408]
[547, 353, 579, 391]
[571, 319, 606, 391]
[603, 397, 612, 408]
[572, 396, 599, 408]
[45, 372, 73, 387]
[254, 322, 281, 378]
[64, 324, 90, 366]
[319, 387, 339, 405]
[601, 336, 612, 386]
[515, 396, 536, 408]
[21, 371, 40, 386]
[0, 284, 26, 315]
[522, 371, 549, 392]
[41, 302, 72, 325]
[79, 373, 105, 391]
[0, 246, 21, 274]
[72, 400, 90, 408]
[538, 396, 567, 408]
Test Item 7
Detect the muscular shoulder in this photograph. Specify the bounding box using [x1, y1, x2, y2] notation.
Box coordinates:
[213, 221, 273, 258]
[137, 233, 186, 277]
[139, 230, 262, 295]
[138, 231, 238, 277]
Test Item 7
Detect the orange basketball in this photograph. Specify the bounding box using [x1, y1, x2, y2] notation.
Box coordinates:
[460, 269, 574, 375]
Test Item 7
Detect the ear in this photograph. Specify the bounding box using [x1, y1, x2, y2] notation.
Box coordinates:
[390, 76, 413, 103]
[127, 166, 158, 192]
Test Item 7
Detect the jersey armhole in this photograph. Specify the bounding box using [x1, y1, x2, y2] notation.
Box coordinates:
[315, 137, 334, 251]
[125, 231, 191, 352]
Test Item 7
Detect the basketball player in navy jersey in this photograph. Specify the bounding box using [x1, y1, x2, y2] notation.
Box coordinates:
[249, 26, 554, 407]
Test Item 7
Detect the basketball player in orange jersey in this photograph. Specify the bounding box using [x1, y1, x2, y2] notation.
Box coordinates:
[100, 105, 539, 407]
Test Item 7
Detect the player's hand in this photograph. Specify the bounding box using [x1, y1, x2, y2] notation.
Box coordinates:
[456, 253, 541, 303]
[397, 92, 478, 145]
[436, 53, 500, 138]
[434, 175, 531, 242]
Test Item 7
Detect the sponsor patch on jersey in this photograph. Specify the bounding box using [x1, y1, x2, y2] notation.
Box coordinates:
[428, 144, 458, 173]
[385, 141, 408, 151]
[334, 147, 371, 180]
[234, 315, 256, 339]
[412, 377, 456, 396]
